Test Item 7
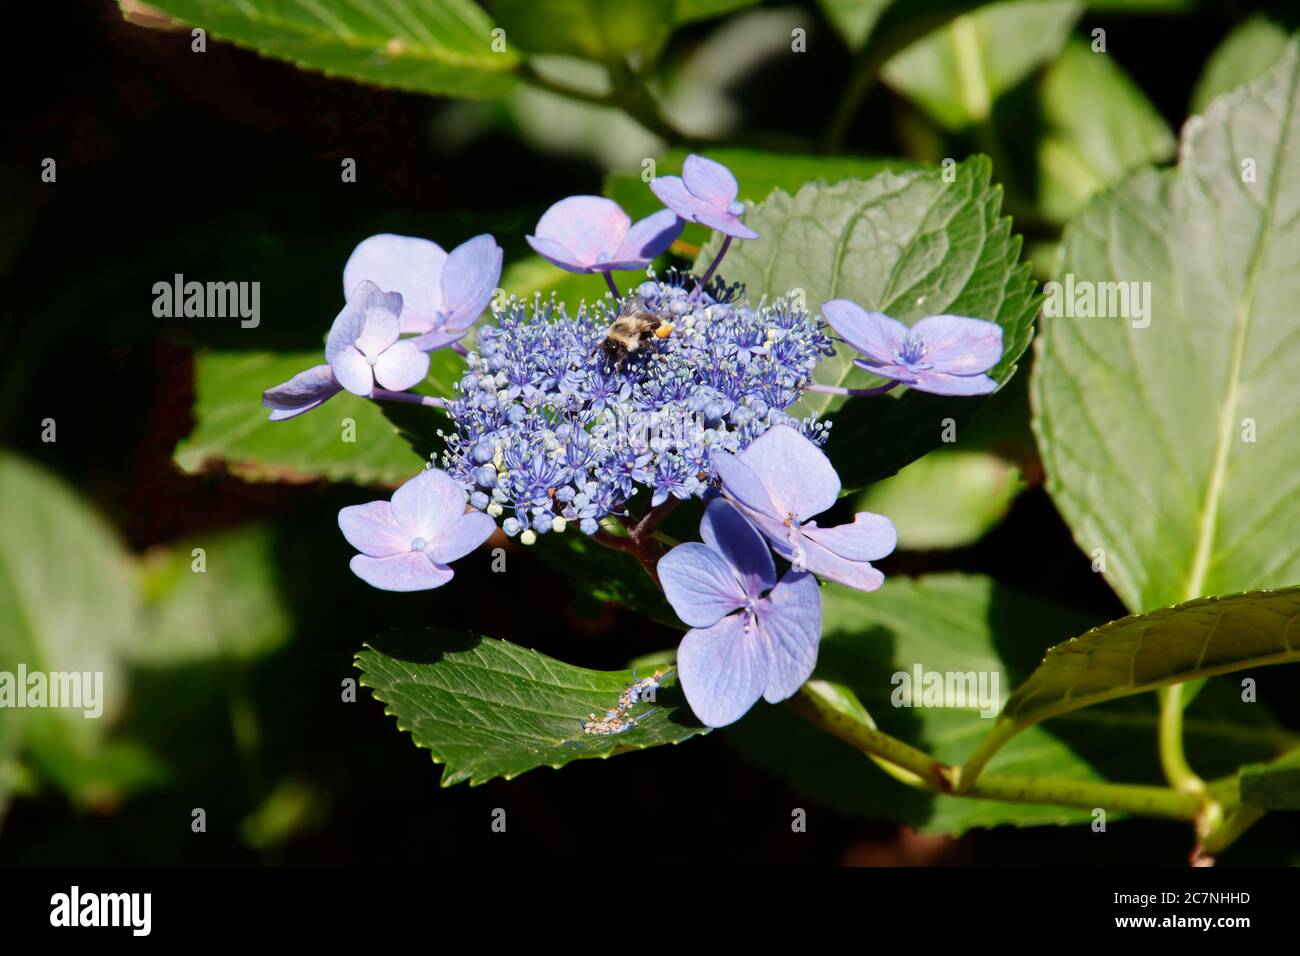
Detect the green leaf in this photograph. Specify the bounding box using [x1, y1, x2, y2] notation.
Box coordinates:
[355, 630, 706, 785]
[701, 155, 1038, 489]
[176, 350, 430, 486]
[1036, 38, 1176, 222]
[500, 255, 612, 309]
[488, 0, 671, 63]
[1032, 43, 1300, 612]
[1190, 16, 1292, 115]
[854, 448, 1024, 549]
[881, 1, 1081, 128]
[541, 532, 680, 627]
[729, 574, 1286, 833]
[673, 0, 758, 24]
[818, 0, 892, 49]
[129, 0, 519, 98]
[999, 587, 1300, 729]
[1239, 747, 1300, 811]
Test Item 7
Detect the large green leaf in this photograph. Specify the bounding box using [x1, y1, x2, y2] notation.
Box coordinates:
[175, 350, 434, 486]
[700, 155, 1037, 489]
[356, 630, 706, 785]
[1190, 16, 1292, 115]
[728, 574, 1285, 833]
[881, 1, 1081, 129]
[127, 0, 519, 97]
[673, 0, 758, 24]
[1036, 38, 1175, 222]
[1033, 43, 1300, 612]
[1239, 747, 1300, 811]
[488, 0, 671, 63]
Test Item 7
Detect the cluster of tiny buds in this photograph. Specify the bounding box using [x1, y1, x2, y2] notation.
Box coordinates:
[576, 668, 675, 738]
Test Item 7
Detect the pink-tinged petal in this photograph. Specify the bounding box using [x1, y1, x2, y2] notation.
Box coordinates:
[390, 468, 467, 541]
[349, 552, 453, 592]
[343, 234, 446, 334]
[532, 196, 630, 269]
[682, 154, 739, 207]
[685, 206, 760, 240]
[737, 425, 839, 522]
[658, 542, 747, 628]
[677, 612, 768, 728]
[801, 512, 897, 562]
[372, 340, 430, 391]
[325, 280, 385, 361]
[799, 537, 886, 592]
[425, 510, 496, 564]
[699, 499, 776, 599]
[441, 234, 502, 332]
[711, 449, 779, 516]
[354, 306, 401, 357]
[912, 314, 1003, 374]
[756, 570, 821, 704]
[262, 364, 341, 420]
[853, 359, 919, 384]
[409, 325, 470, 352]
[647, 175, 697, 217]
[822, 299, 909, 365]
[329, 345, 374, 396]
[909, 370, 998, 396]
[525, 234, 591, 274]
[614, 209, 683, 264]
[338, 501, 407, 557]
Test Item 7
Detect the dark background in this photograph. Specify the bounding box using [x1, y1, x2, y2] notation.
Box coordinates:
[2, 0, 1298, 865]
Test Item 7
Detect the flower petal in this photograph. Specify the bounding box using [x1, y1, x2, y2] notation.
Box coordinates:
[531, 196, 629, 270]
[853, 359, 919, 384]
[349, 552, 453, 592]
[409, 325, 471, 352]
[372, 339, 430, 391]
[390, 468, 468, 541]
[912, 314, 1003, 374]
[736, 424, 839, 522]
[711, 449, 779, 516]
[262, 364, 341, 420]
[699, 499, 775, 599]
[440, 234, 502, 332]
[677, 612, 767, 728]
[908, 369, 998, 396]
[354, 306, 401, 357]
[329, 345, 373, 396]
[822, 299, 909, 365]
[657, 542, 747, 628]
[682, 154, 738, 207]
[425, 510, 496, 564]
[325, 280, 385, 361]
[343, 234, 446, 334]
[685, 207, 760, 240]
[756, 570, 822, 704]
[525, 235, 590, 274]
[614, 209, 683, 264]
[338, 500, 407, 557]
[801, 511, 897, 562]
[798, 536, 886, 591]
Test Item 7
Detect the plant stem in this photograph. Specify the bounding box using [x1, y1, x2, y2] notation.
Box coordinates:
[804, 380, 900, 397]
[1195, 803, 1266, 862]
[592, 499, 681, 584]
[1159, 685, 1207, 793]
[604, 271, 621, 299]
[691, 235, 731, 299]
[370, 388, 443, 408]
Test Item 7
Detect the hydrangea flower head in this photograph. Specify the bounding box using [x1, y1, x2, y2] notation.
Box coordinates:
[712, 424, 896, 592]
[822, 299, 1003, 396]
[526, 196, 682, 274]
[650, 154, 759, 241]
[440, 275, 833, 538]
[338, 468, 496, 592]
[659, 499, 821, 727]
[343, 233, 503, 347]
[326, 280, 429, 396]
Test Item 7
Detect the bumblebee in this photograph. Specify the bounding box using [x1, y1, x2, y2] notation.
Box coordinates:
[599, 296, 674, 369]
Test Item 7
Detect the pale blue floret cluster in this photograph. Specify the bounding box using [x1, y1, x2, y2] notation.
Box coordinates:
[439, 273, 835, 539]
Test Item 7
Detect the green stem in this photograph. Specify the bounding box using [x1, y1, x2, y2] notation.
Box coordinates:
[1196, 803, 1266, 861]
[1159, 685, 1207, 793]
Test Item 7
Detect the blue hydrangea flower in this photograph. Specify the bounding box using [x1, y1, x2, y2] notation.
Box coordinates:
[343, 233, 502, 348]
[439, 274, 833, 537]
[712, 424, 896, 591]
[262, 364, 341, 421]
[650, 155, 759, 241]
[822, 299, 1003, 396]
[338, 468, 496, 591]
[326, 280, 429, 395]
[526, 196, 682, 274]
[659, 499, 821, 727]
